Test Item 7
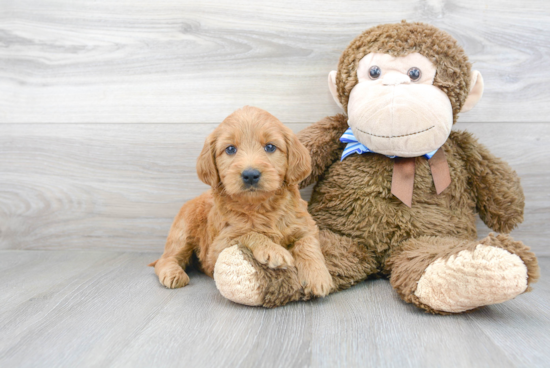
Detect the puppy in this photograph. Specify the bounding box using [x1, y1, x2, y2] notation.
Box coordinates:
[150, 106, 333, 297]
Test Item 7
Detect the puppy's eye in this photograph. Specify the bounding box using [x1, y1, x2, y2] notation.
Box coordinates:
[264, 144, 276, 153]
[407, 67, 421, 81]
[369, 66, 381, 80]
[225, 145, 237, 155]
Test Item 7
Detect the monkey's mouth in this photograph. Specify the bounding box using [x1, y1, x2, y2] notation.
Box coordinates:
[356, 125, 435, 139]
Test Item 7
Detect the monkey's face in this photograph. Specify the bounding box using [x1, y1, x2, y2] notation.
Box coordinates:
[328, 23, 485, 158]
[347, 53, 453, 157]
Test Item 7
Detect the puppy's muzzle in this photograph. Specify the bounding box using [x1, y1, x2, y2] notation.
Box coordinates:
[241, 168, 261, 186]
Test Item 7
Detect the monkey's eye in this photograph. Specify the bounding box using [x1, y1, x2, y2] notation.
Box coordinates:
[264, 144, 276, 153]
[225, 145, 237, 155]
[369, 66, 381, 80]
[407, 67, 422, 81]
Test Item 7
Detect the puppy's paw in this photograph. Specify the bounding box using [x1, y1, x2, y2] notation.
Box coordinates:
[253, 245, 295, 269]
[298, 263, 333, 297]
[159, 266, 190, 289]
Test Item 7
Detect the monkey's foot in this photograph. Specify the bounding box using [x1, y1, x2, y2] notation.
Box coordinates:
[415, 240, 535, 313]
[214, 245, 264, 306]
[389, 234, 539, 314]
[214, 245, 304, 308]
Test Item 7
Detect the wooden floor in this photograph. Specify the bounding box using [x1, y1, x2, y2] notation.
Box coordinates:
[0, 250, 548, 368]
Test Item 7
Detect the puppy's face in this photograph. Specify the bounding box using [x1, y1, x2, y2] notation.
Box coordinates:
[197, 107, 311, 198]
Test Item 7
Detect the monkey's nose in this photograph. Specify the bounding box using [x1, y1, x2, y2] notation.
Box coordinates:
[382, 72, 411, 86]
[242, 169, 261, 186]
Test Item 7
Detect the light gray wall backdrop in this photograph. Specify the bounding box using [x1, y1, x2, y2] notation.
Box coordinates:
[0, 0, 549, 254]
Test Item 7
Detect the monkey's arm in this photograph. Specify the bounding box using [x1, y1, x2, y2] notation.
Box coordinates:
[298, 114, 348, 188]
[453, 130, 525, 233]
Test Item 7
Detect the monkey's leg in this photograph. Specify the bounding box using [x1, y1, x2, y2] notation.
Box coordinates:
[387, 234, 540, 314]
[214, 244, 303, 307]
[318, 229, 378, 292]
[213, 229, 378, 308]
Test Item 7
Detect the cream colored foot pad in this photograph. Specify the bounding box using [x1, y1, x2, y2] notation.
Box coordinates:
[415, 244, 528, 313]
[214, 245, 263, 306]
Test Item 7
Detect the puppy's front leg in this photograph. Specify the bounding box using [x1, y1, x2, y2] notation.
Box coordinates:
[151, 219, 194, 289]
[291, 235, 333, 297]
[235, 232, 294, 269]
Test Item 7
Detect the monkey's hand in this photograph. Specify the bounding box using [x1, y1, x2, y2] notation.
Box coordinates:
[455, 130, 525, 233]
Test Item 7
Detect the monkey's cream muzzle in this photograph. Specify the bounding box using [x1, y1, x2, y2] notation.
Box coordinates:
[347, 77, 453, 158]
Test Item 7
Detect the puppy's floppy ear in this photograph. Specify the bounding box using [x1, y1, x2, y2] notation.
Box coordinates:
[285, 128, 312, 185]
[196, 131, 219, 187]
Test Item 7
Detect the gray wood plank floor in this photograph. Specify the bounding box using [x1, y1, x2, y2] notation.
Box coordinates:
[0, 250, 548, 368]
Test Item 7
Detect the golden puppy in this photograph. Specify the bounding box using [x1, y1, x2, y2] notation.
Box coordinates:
[151, 106, 332, 297]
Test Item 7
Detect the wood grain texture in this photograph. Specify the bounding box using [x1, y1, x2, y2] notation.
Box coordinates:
[469, 271, 550, 367]
[0, 250, 548, 368]
[1, 122, 548, 254]
[0, 0, 549, 123]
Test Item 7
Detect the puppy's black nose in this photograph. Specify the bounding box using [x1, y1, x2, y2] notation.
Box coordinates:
[242, 169, 261, 186]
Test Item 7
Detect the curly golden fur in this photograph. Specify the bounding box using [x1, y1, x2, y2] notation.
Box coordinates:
[150, 106, 332, 297]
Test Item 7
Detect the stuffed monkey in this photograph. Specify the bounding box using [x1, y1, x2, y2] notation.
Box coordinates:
[213, 21, 540, 314]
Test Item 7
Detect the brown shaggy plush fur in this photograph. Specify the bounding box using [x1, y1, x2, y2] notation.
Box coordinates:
[300, 115, 538, 313]
[304, 115, 525, 263]
[151, 106, 332, 297]
[223, 21, 539, 313]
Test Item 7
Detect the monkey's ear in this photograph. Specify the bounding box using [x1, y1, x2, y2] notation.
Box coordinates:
[196, 131, 219, 187]
[328, 71, 344, 110]
[461, 70, 484, 113]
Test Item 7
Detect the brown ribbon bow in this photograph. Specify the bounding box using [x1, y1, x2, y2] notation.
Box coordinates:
[391, 148, 451, 207]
